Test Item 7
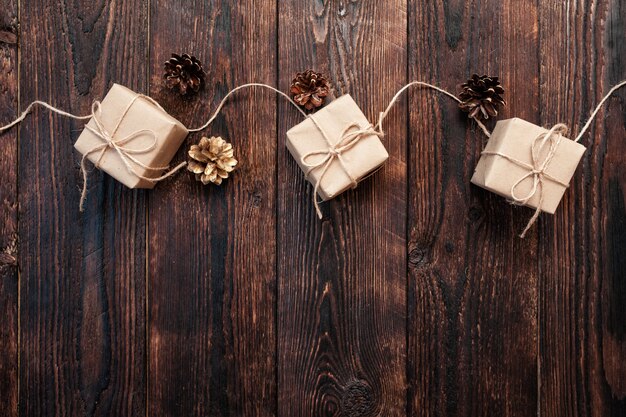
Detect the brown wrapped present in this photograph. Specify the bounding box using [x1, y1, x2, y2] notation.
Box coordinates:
[471, 117, 586, 236]
[74, 84, 189, 190]
[286, 95, 389, 217]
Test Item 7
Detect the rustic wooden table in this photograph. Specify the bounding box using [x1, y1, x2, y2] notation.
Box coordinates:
[1, 0, 625, 416]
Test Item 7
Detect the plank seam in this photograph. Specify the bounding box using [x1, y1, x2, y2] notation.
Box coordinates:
[145, 1, 151, 416]
[16, 0, 21, 414]
[274, 1, 280, 415]
[405, 1, 411, 416]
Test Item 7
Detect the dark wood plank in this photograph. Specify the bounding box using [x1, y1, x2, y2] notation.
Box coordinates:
[18, 0, 148, 415]
[539, 1, 626, 416]
[147, 1, 277, 415]
[277, 1, 407, 415]
[0, 3, 18, 416]
[407, 1, 541, 416]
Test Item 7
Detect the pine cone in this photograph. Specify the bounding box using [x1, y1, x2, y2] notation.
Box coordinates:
[458, 74, 506, 120]
[187, 136, 238, 185]
[290, 70, 330, 111]
[164, 53, 206, 95]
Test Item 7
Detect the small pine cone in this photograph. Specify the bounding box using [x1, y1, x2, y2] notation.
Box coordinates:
[164, 53, 206, 95]
[187, 136, 238, 185]
[458, 74, 506, 120]
[290, 70, 330, 111]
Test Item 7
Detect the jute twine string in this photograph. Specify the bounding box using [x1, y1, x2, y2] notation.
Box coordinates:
[0, 94, 187, 211]
[478, 79, 626, 237]
[481, 124, 569, 237]
[187, 83, 308, 132]
[187, 81, 484, 218]
[301, 117, 384, 218]
[79, 96, 187, 211]
[375, 80, 493, 138]
[0, 82, 486, 216]
[1, 80, 623, 222]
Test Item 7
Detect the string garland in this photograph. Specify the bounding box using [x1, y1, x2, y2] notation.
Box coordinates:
[0, 79, 624, 226]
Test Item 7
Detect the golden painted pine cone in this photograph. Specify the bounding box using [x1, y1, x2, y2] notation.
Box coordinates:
[458, 74, 506, 120]
[187, 136, 238, 185]
[164, 53, 206, 95]
[290, 70, 330, 111]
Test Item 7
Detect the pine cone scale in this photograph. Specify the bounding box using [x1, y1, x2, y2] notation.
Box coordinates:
[188, 147, 209, 163]
[188, 161, 205, 174]
[309, 94, 323, 108]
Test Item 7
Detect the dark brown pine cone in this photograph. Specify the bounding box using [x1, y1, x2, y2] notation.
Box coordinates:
[164, 53, 206, 95]
[458, 74, 506, 120]
[290, 70, 330, 111]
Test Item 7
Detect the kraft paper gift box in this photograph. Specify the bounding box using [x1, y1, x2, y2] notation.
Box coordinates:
[74, 83, 189, 189]
[286, 94, 389, 202]
[471, 117, 586, 214]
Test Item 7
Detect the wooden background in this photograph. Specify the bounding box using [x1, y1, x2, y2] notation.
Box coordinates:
[0, 0, 625, 416]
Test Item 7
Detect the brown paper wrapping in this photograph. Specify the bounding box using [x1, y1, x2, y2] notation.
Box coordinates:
[74, 84, 188, 189]
[471, 117, 586, 214]
[286, 95, 389, 201]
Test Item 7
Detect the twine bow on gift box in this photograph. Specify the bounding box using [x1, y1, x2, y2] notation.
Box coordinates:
[474, 80, 626, 237]
[78, 96, 187, 211]
[0, 94, 187, 212]
[294, 81, 485, 219]
[301, 116, 384, 218]
[160, 81, 493, 219]
[481, 123, 570, 238]
[2, 79, 623, 228]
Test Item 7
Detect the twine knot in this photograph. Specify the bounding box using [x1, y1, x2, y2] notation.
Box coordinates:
[482, 123, 570, 237]
[328, 147, 340, 156]
[301, 117, 383, 218]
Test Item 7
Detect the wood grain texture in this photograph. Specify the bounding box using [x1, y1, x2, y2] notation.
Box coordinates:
[0, 2, 18, 416]
[277, 1, 407, 415]
[18, 0, 148, 415]
[2, 1, 626, 417]
[147, 1, 277, 415]
[539, 1, 626, 416]
[407, 1, 541, 416]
